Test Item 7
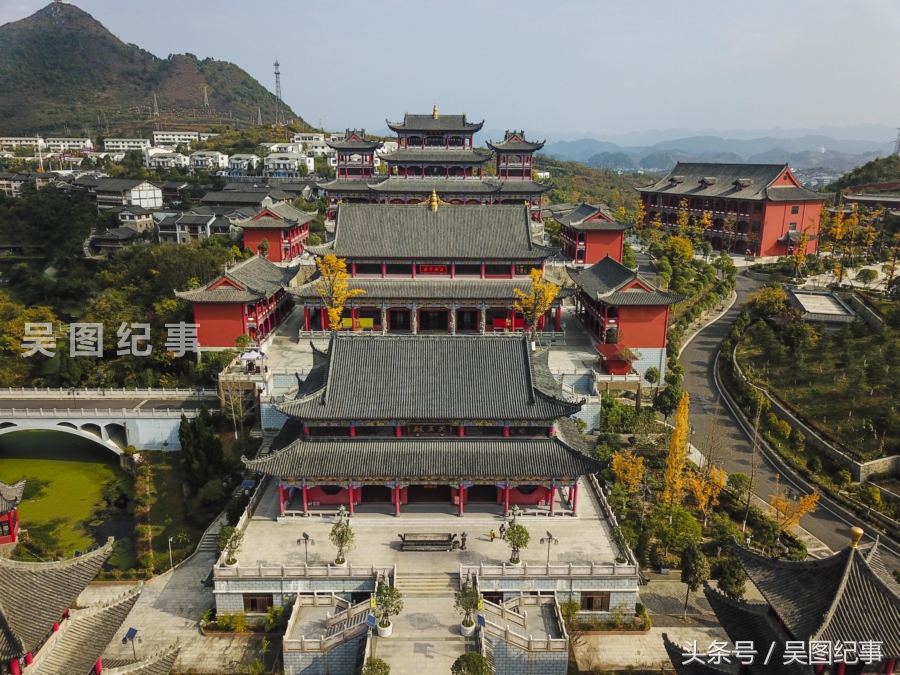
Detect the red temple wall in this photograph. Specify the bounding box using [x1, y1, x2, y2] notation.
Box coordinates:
[617, 306, 670, 349]
[193, 304, 245, 349]
[761, 201, 822, 257]
[584, 231, 625, 265]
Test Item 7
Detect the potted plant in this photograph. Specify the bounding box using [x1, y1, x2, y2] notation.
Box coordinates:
[455, 582, 480, 637]
[215, 526, 244, 567]
[504, 523, 530, 565]
[329, 520, 355, 566]
[451, 652, 492, 675]
[375, 583, 403, 637]
[361, 657, 391, 675]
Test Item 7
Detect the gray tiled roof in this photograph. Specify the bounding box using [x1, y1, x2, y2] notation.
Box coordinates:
[109, 205, 152, 216]
[276, 333, 582, 422]
[387, 113, 484, 133]
[326, 129, 383, 151]
[553, 203, 631, 232]
[93, 227, 138, 242]
[764, 186, 826, 202]
[734, 542, 900, 657]
[175, 255, 296, 304]
[638, 163, 823, 202]
[308, 204, 554, 261]
[35, 588, 141, 675]
[289, 278, 572, 302]
[487, 131, 546, 153]
[663, 633, 738, 675]
[0, 479, 24, 514]
[93, 179, 150, 193]
[200, 190, 291, 205]
[246, 436, 604, 482]
[236, 203, 316, 230]
[104, 647, 180, 675]
[381, 149, 493, 164]
[567, 256, 683, 307]
[367, 177, 501, 195]
[0, 538, 114, 660]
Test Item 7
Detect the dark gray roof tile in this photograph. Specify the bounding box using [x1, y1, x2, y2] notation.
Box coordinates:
[638, 163, 823, 202]
[103, 646, 180, 675]
[554, 203, 631, 231]
[387, 113, 484, 133]
[568, 256, 682, 307]
[487, 131, 546, 153]
[175, 255, 296, 304]
[382, 149, 493, 164]
[0, 479, 24, 514]
[289, 278, 569, 302]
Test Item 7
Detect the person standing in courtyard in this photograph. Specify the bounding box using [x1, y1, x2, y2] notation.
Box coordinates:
[489, 529, 495, 542]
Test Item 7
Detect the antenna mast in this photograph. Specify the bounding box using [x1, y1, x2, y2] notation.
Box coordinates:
[894, 128, 900, 156]
[153, 93, 159, 118]
[203, 87, 210, 109]
[258, 106, 263, 126]
[274, 59, 284, 126]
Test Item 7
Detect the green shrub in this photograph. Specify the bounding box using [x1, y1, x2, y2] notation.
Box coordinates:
[835, 469, 852, 487]
[362, 658, 392, 675]
[135, 524, 152, 539]
[198, 479, 226, 506]
[807, 456, 823, 473]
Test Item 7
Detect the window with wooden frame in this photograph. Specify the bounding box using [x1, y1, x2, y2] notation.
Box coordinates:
[243, 595, 273, 613]
[580, 591, 610, 612]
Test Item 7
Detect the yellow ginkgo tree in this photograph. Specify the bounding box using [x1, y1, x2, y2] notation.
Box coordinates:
[315, 254, 365, 331]
[662, 392, 691, 509]
[513, 269, 560, 341]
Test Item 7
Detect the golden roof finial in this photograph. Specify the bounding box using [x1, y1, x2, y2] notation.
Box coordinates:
[850, 526, 864, 549]
[428, 189, 440, 211]
[433, 104, 439, 119]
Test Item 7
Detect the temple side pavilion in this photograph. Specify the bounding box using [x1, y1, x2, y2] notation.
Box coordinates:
[246, 333, 602, 516]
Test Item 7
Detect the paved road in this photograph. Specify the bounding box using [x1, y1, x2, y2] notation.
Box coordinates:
[0, 398, 212, 411]
[681, 271, 900, 570]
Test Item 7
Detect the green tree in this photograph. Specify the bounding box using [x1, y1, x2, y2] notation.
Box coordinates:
[644, 367, 660, 387]
[329, 521, 355, 564]
[451, 652, 492, 675]
[257, 238, 270, 257]
[651, 506, 701, 557]
[455, 582, 480, 628]
[654, 372, 682, 422]
[856, 268, 878, 288]
[505, 523, 530, 564]
[362, 658, 391, 675]
[727, 473, 752, 498]
[751, 517, 780, 554]
[680, 542, 710, 619]
[714, 556, 747, 600]
[375, 583, 404, 629]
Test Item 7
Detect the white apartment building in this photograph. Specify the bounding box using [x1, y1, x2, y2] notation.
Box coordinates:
[45, 138, 93, 152]
[199, 133, 220, 141]
[152, 131, 200, 147]
[0, 137, 46, 150]
[190, 151, 229, 171]
[104, 138, 151, 152]
[228, 154, 260, 173]
[93, 179, 163, 210]
[263, 153, 314, 177]
[146, 152, 190, 170]
[260, 142, 303, 154]
[291, 133, 324, 144]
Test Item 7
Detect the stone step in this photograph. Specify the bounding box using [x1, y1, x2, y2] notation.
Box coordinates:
[325, 610, 368, 637]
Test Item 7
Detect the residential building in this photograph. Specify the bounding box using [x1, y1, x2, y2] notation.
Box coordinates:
[228, 154, 261, 174]
[189, 150, 229, 172]
[174, 255, 296, 348]
[261, 142, 303, 154]
[567, 256, 682, 377]
[145, 151, 190, 170]
[45, 138, 93, 153]
[0, 478, 24, 545]
[90, 226, 139, 254]
[160, 180, 190, 199]
[319, 110, 551, 222]
[108, 205, 155, 232]
[0, 137, 45, 150]
[103, 138, 151, 152]
[665, 527, 900, 675]
[263, 153, 314, 178]
[556, 203, 633, 265]
[152, 130, 200, 147]
[637, 163, 825, 258]
[272, 181, 318, 201]
[236, 202, 314, 262]
[200, 188, 292, 209]
[199, 132, 220, 141]
[92, 178, 163, 210]
[291, 200, 569, 334]
[158, 211, 233, 244]
[291, 133, 325, 146]
[0, 173, 30, 198]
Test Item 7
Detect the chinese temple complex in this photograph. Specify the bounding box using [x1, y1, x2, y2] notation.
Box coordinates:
[236, 202, 315, 263]
[291, 201, 571, 335]
[665, 528, 900, 675]
[556, 202, 633, 265]
[0, 538, 177, 675]
[318, 108, 551, 222]
[175, 254, 296, 349]
[0, 479, 25, 545]
[637, 163, 824, 258]
[246, 332, 601, 516]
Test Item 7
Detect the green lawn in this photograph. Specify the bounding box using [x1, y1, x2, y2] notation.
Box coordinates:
[0, 431, 135, 566]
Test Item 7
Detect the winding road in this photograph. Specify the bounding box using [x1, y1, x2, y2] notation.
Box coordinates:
[679, 269, 900, 570]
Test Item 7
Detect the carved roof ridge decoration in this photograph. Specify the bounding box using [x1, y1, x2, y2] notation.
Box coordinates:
[275, 333, 583, 421]
[326, 129, 383, 152]
[386, 112, 484, 134]
[0, 478, 25, 513]
[0, 537, 115, 660]
[487, 130, 546, 153]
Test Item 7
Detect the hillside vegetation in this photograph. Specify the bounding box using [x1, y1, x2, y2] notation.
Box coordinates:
[0, 2, 304, 136]
[535, 155, 654, 210]
[832, 155, 900, 191]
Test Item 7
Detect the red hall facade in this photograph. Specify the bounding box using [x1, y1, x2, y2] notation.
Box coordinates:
[0, 479, 24, 546]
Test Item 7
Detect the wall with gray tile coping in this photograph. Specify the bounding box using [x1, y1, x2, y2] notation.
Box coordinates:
[260, 402, 289, 432]
[283, 635, 363, 675]
[492, 639, 568, 675]
[214, 577, 376, 613]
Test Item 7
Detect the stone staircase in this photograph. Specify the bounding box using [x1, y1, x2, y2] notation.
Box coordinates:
[395, 572, 460, 597]
[197, 523, 223, 553]
[326, 608, 369, 637]
[483, 634, 496, 670]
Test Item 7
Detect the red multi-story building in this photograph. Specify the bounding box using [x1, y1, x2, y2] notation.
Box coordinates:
[236, 202, 315, 263]
[637, 163, 825, 258]
[0, 478, 24, 545]
[328, 129, 383, 181]
[556, 203, 633, 265]
[319, 108, 551, 222]
[175, 255, 296, 349]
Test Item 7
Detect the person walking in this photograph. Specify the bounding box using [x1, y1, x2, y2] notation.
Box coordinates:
[499, 524, 506, 540]
[489, 529, 495, 542]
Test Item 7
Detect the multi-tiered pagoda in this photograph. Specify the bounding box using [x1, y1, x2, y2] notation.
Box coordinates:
[665, 527, 900, 675]
[246, 332, 600, 516]
[319, 107, 551, 222]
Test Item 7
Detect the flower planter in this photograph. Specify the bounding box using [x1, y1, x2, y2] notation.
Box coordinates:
[224, 559, 239, 569]
[377, 621, 393, 638]
[460, 622, 476, 637]
[508, 559, 522, 566]
[333, 559, 347, 568]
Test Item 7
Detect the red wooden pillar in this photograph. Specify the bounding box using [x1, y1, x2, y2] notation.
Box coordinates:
[504, 484, 511, 513]
[450, 263, 456, 279]
[348, 486, 355, 515]
[394, 486, 401, 516]
[510, 263, 516, 278]
[10, 659, 20, 675]
[302, 485, 309, 516]
[303, 307, 310, 332]
[885, 660, 896, 675]
[278, 485, 285, 515]
[321, 306, 327, 331]
[382, 262, 387, 278]
[458, 485, 465, 516]
[395, 425, 402, 437]
[549, 484, 556, 515]
[480, 263, 486, 279]
[24, 654, 32, 666]
[503, 426, 510, 438]
[555, 307, 562, 331]
[458, 426, 465, 437]
[351, 262, 357, 277]
[349, 426, 357, 438]
[95, 658, 103, 673]
[570, 484, 579, 514]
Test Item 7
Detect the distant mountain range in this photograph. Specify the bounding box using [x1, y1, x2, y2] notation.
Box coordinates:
[0, 3, 304, 137]
[541, 135, 891, 173]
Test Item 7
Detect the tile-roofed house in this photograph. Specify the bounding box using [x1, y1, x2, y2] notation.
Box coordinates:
[92, 179, 163, 211]
[487, 130, 545, 182]
[0, 479, 25, 516]
[554, 202, 633, 265]
[638, 162, 825, 258]
[568, 256, 682, 379]
[235, 202, 315, 262]
[387, 108, 484, 134]
[101, 646, 180, 675]
[108, 205, 154, 233]
[0, 479, 24, 545]
[157, 212, 231, 245]
[175, 255, 297, 348]
[0, 538, 114, 663]
[325, 129, 383, 152]
[487, 130, 546, 154]
[91, 227, 139, 254]
[200, 189, 291, 209]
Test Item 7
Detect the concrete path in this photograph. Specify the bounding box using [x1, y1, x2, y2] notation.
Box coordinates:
[680, 271, 900, 570]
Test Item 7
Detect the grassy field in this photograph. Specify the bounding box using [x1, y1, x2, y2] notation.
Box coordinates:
[0, 430, 135, 566]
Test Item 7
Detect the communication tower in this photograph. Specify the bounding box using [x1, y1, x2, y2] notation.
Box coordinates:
[894, 128, 900, 156]
[203, 87, 210, 109]
[274, 59, 285, 126]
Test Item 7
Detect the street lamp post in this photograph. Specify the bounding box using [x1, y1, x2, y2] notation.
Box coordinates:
[168, 537, 174, 570]
[298, 533, 314, 564]
[540, 531, 559, 565]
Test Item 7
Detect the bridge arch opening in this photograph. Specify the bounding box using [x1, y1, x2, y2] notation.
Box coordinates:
[0, 425, 123, 456]
[80, 423, 102, 440]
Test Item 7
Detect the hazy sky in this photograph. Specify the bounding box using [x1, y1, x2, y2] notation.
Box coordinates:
[3, 0, 899, 141]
